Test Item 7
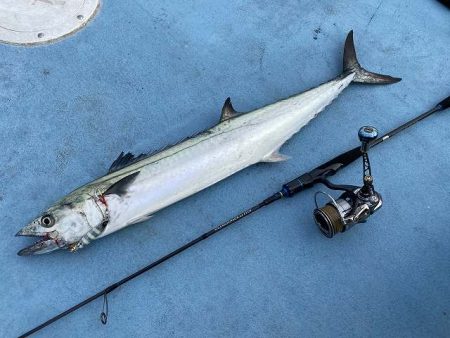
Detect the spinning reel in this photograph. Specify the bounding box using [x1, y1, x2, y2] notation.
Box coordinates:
[312, 126, 382, 238]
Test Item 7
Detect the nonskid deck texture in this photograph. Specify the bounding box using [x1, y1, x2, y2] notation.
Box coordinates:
[1, 1, 449, 337]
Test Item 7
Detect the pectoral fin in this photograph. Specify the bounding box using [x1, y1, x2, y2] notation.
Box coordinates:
[262, 151, 291, 163]
[104, 171, 140, 197]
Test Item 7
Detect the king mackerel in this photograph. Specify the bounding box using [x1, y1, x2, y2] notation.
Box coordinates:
[16, 31, 400, 255]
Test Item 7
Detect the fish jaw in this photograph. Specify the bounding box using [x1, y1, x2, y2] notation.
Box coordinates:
[16, 192, 108, 255]
[15, 215, 65, 255]
[16, 226, 66, 255]
[17, 237, 63, 256]
[16, 220, 49, 237]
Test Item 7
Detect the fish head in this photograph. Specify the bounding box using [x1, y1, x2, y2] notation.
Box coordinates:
[16, 191, 104, 256]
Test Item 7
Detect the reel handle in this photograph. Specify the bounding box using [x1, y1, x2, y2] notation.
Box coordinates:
[358, 126, 378, 195]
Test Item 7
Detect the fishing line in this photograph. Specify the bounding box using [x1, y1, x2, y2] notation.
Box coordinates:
[18, 95, 449, 338]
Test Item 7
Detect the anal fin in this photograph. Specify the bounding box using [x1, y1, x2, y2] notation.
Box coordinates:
[261, 150, 291, 163]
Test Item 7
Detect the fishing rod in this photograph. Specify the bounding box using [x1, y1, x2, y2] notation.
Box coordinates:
[19, 95, 449, 337]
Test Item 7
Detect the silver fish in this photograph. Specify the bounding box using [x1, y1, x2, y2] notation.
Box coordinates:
[16, 31, 400, 255]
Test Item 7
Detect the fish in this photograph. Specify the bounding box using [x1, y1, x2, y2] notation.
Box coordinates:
[16, 31, 400, 255]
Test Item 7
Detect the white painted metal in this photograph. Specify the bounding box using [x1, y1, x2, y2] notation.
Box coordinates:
[0, 0, 100, 45]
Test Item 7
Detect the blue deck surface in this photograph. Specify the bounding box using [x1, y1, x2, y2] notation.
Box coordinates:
[1, 1, 449, 337]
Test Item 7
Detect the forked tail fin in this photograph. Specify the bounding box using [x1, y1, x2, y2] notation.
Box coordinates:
[343, 30, 401, 84]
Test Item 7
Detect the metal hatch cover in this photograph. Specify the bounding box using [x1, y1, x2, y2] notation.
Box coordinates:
[0, 0, 100, 46]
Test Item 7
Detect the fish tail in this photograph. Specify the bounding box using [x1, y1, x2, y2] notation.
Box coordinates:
[343, 30, 401, 84]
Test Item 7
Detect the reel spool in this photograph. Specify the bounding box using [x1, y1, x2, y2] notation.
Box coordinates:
[313, 126, 383, 238]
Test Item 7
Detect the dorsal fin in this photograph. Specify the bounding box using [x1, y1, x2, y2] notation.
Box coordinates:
[108, 152, 146, 174]
[220, 97, 239, 122]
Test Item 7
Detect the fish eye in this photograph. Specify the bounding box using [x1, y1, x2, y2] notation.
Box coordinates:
[41, 215, 55, 228]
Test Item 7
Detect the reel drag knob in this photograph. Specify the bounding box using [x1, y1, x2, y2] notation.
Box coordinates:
[358, 126, 378, 152]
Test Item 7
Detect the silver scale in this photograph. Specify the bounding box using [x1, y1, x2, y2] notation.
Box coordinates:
[0, 0, 100, 45]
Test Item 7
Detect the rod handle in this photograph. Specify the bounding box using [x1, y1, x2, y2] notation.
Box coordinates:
[281, 146, 362, 197]
[281, 172, 317, 196]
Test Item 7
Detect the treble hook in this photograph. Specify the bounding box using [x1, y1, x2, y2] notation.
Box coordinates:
[100, 292, 109, 325]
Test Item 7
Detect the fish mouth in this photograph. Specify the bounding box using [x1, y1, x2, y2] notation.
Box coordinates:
[16, 230, 65, 256]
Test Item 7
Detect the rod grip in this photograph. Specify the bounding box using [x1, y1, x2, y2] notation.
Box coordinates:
[281, 146, 362, 197]
[281, 173, 315, 196]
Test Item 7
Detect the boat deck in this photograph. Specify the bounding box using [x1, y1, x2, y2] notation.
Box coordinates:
[1, 1, 449, 337]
